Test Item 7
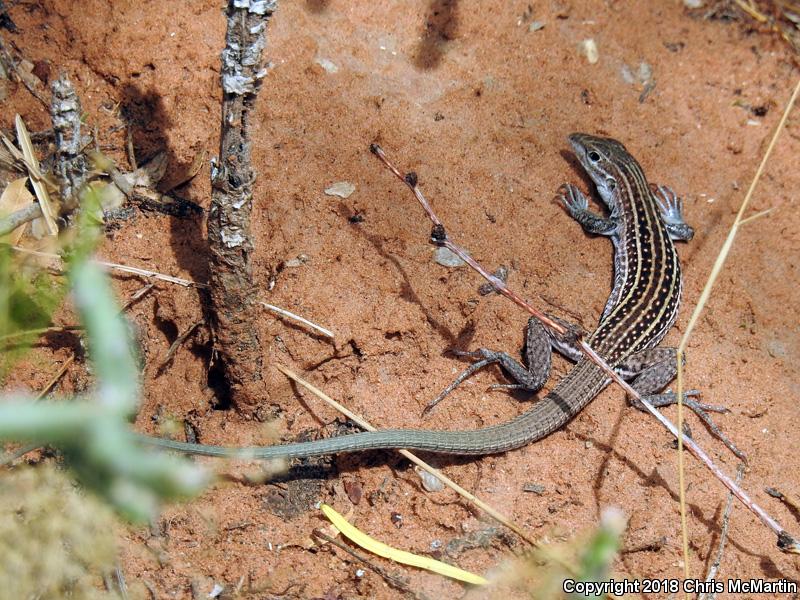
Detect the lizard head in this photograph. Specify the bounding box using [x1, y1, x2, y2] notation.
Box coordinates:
[568, 133, 633, 199]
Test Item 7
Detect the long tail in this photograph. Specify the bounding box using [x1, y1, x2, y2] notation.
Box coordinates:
[136, 361, 607, 459]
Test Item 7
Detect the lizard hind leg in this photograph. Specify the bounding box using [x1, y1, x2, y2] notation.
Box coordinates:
[616, 347, 715, 411]
[423, 317, 553, 415]
[618, 346, 746, 460]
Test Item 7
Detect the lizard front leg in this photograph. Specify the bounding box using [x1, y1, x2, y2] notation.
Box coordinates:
[650, 184, 694, 241]
[559, 183, 619, 236]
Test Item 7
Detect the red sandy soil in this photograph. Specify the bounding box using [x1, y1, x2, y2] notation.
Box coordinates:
[2, 1, 800, 598]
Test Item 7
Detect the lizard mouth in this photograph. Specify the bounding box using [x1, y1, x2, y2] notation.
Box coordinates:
[568, 133, 591, 160]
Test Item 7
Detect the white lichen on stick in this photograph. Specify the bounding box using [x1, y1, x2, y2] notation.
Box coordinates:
[207, 0, 278, 411]
[221, 1, 275, 95]
[51, 74, 89, 209]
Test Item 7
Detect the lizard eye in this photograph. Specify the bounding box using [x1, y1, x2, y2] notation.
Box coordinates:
[588, 151, 601, 162]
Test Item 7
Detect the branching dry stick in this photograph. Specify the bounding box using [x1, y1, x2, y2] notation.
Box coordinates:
[369, 144, 800, 554]
[699, 464, 745, 600]
[207, 0, 276, 412]
[0, 75, 87, 237]
[51, 74, 89, 211]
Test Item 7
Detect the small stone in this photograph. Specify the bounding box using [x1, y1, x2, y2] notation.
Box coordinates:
[620, 64, 635, 84]
[417, 468, 445, 492]
[32, 60, 51, 84]
[284, 254, 309, 268]
[523, 483, 546, 495]
[434, 247, 466, 267]
[344, 480, 363, 504]
[314, 57, 338, 73]
[528, 21, 545, 32]
[581, 39, 599, 64]
[324, 181, 355, 198]
[767, 339, 787, 359]
[638, 62, 653, 84]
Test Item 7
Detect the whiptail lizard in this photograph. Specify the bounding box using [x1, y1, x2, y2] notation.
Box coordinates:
[138, 133, 703, 459]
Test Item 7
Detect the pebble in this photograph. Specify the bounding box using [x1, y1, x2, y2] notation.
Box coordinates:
[581, 39, 599, 64]
[324, 181, 355, 198]
[314, 57, 338, 73]
[434, 247, 466, 267]
[417, 468, 445, 492]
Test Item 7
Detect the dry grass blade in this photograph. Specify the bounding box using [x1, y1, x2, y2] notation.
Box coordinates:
[0, 177, 35, 245]
[15, 115, 57, 236]
[10, 246, 204, 288]
[0, 142, 21, 172]
[273, 363, 541, 548]
[733, 0, 800, 54]
[738, 207, 775, 225]
[260, 302, 334, 339]
[677, 78, 800, 347]
[735, 0, 770, 22]
[0, 134, 47, 180]
[36, 356, 76, 402]
[674, 76, 800, 574]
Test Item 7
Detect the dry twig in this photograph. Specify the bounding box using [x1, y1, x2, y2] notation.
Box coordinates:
[699, 464, 746, 600]
[11, 246, 204, 288]
[206, 0, 276, 412]
[312, 529, 421, 599]
[260, 302, 334, 339]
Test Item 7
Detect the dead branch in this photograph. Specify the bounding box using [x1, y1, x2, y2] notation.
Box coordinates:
[51, 74, 89, 210]
[206, 0, 276, 412]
